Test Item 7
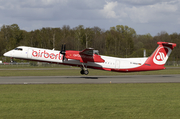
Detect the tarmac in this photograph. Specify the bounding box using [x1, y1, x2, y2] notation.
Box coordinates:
[0, 74, 180, 84]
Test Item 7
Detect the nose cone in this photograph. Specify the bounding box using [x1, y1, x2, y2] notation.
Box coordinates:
[3, 52, 8, 57]
[3, 51, 12, 57]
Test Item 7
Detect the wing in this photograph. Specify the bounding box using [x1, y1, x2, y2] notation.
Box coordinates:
[80, 48, 104, 63]
[65, 48, 104, 63]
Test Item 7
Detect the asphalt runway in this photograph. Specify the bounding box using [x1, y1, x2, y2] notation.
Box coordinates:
[0, 74, 180, 84]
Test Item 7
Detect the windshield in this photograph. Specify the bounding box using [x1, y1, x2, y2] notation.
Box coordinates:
[14, 48, 23, 51]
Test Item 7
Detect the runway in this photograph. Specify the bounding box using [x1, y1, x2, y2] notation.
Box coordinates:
[0, 74, 180, 84]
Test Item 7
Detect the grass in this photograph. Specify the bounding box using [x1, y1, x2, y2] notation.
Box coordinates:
[0, 67, 180, 76]
[0, 66, 180, 118]
[0, 83, 180, 119]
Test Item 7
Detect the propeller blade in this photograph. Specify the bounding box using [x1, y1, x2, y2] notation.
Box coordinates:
[64, 44, 66, 52]
[63, 55, 65, 61]
[60, 44, 66, 61]
[61, 44, 63, 53]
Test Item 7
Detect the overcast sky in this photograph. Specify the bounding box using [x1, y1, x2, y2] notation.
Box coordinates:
[0, 0, 180, 36]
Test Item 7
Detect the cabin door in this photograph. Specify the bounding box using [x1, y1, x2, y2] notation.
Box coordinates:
[115, 60, 120, 69]
[27, 49, 32, 58]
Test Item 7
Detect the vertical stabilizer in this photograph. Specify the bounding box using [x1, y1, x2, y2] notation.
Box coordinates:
[145, 42, 176, 69]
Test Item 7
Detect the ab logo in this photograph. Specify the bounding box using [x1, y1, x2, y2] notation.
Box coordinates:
[153, 46, 171, 65]
[156, 52, 165, 61]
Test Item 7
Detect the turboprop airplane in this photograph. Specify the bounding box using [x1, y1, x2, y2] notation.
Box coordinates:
[3, 42, 176, 75]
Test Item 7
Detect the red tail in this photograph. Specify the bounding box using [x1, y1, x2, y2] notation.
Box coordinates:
[144, 42, 176, 69]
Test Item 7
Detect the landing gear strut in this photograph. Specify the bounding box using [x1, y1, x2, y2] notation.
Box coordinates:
[80, 63, 89, 75]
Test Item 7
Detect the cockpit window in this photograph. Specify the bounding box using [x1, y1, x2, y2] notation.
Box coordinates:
[14, 48, 23, 51]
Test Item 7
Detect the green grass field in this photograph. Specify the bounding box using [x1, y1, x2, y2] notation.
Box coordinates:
[0, 67, 180, 118]
[1, 84, 180, 119]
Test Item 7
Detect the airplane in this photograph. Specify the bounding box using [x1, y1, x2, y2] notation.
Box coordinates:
[3, 42, 176, 75]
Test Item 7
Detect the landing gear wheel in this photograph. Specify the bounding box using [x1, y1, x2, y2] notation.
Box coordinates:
[84, 70, 89, 75]
[80, 70, 85, 75]
[80, 69, 89, 75]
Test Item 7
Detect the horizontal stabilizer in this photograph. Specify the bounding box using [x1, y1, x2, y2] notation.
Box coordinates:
[157, 42, 176, 48]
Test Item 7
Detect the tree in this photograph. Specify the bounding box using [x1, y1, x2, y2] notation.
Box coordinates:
[109, 25, 136, 57]
[74, 25, 85, 50]
[0, 23, 179, 63]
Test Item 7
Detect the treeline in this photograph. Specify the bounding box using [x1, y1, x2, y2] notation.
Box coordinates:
[0, 24, 180, 62]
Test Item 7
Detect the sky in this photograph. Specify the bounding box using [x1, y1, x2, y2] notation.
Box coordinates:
[0, 0, 180, 36]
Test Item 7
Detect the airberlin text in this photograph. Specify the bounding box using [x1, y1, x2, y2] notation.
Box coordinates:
[32, 50, 62, 60]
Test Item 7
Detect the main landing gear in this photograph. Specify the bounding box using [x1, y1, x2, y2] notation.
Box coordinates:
[80, 63, 89, 75]
[80, 69, 89, 75]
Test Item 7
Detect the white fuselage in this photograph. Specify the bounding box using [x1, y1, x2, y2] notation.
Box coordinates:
[4, 42, 176, 73]
[4, 46, 148, 71]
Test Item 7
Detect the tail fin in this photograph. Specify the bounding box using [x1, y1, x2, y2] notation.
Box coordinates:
[145, 42, 176, 68]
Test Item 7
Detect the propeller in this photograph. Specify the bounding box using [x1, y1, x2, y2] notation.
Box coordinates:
[60, 44, 66, 61]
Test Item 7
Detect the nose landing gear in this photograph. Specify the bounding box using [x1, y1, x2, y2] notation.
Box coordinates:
[10, 57, 14, 63]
